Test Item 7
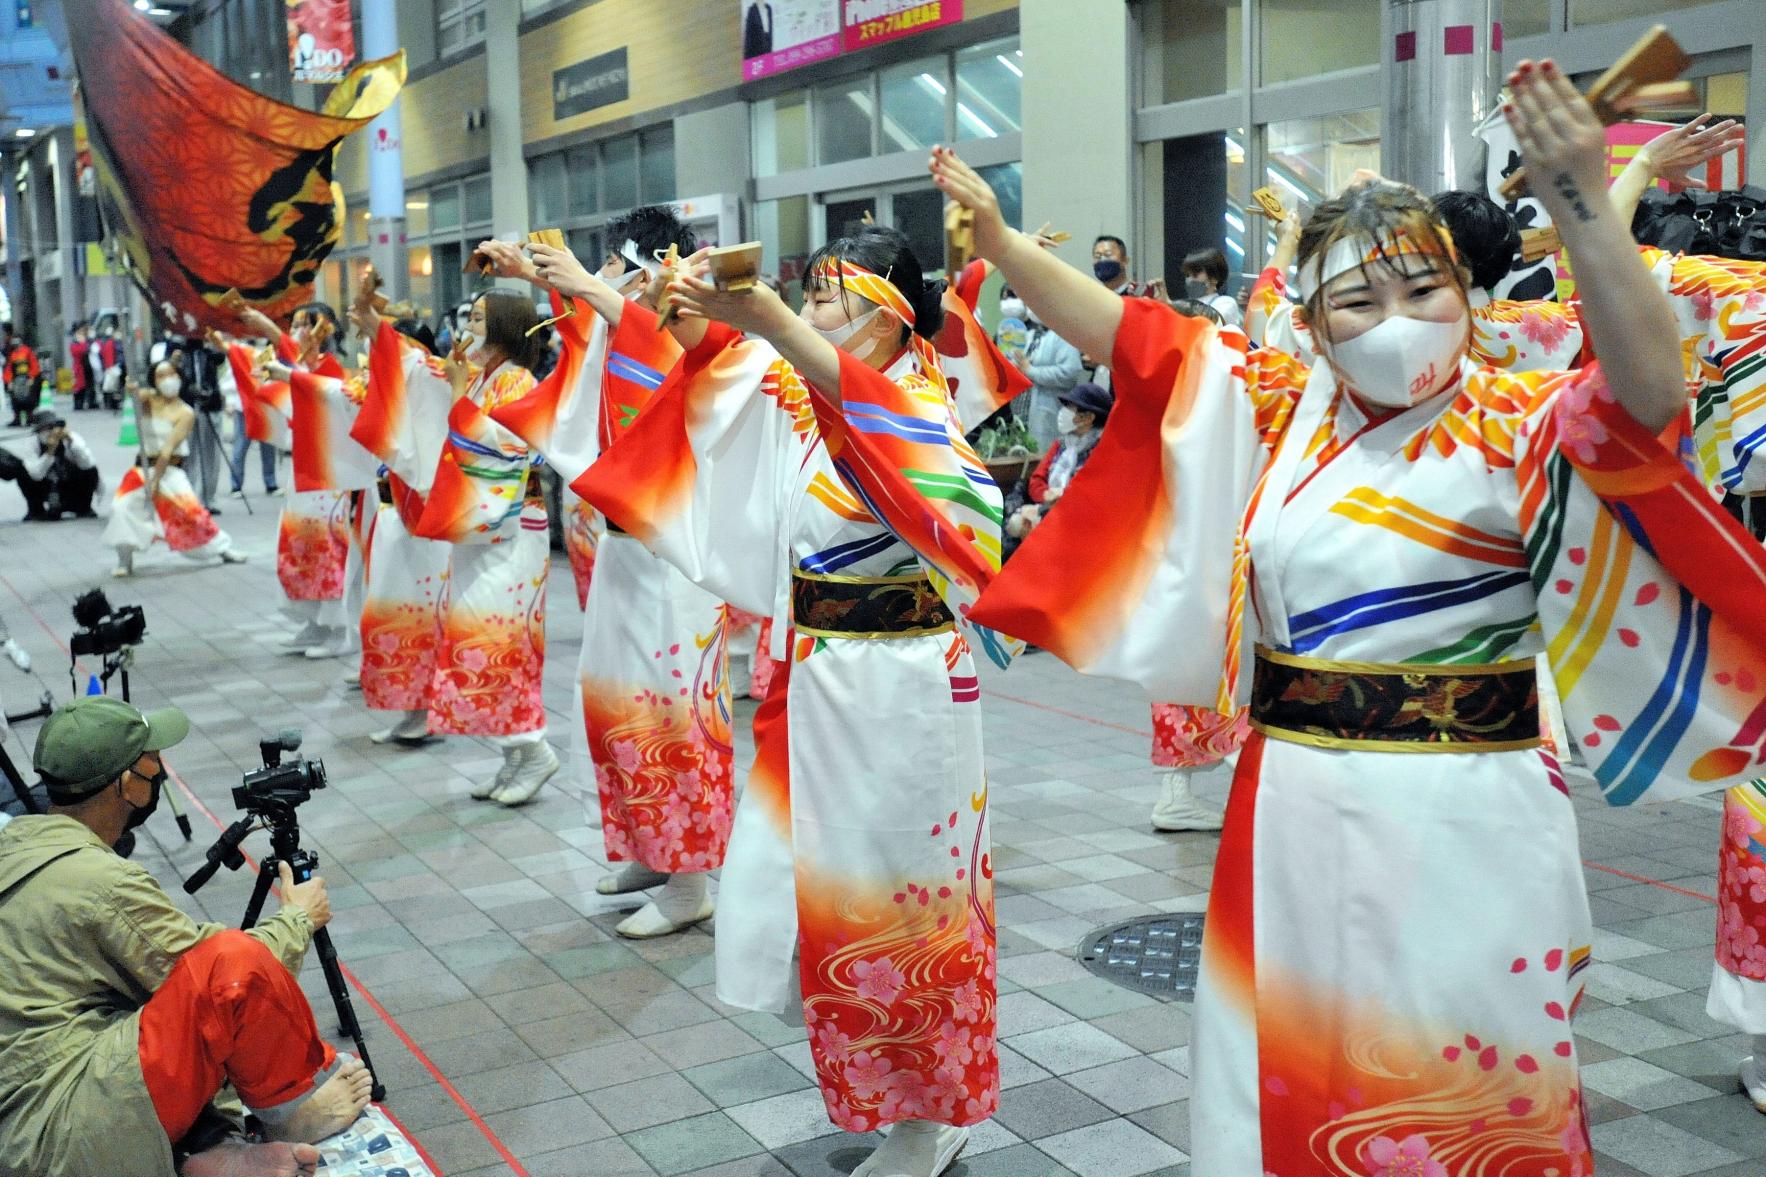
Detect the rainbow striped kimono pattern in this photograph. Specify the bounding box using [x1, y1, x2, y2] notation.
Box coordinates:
[972, 297, 1766, 1175]
[490, 298, 735, 876]
[574, 319, 1013, 1133]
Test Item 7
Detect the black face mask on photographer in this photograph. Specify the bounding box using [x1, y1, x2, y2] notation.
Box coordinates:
[1093, 258, 1124, 285]
[122, 758, 167, 832]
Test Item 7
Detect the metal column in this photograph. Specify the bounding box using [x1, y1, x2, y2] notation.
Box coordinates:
[0, 150, 20, 328]
[362, 0, 407, 302]
[1384, 0, 1504, 195]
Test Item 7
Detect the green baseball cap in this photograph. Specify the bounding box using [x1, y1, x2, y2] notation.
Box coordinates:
[33, 696, 189, 803]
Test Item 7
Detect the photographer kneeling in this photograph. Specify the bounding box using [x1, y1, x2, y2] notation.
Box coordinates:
[0, 697, 372, 1177]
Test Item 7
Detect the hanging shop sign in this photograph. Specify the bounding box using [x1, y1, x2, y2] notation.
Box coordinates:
[554, 47, 631, 121]
[741, 0, 965, 82]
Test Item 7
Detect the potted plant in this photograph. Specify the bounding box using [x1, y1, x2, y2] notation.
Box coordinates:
[974, 416, 1041, 488]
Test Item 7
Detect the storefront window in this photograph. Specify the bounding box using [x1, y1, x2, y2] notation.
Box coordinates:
[1261, 0, 1378, 85]
[404, 198, 430, 238]
[640, 127, 676, 204]
[1150, 0, 1241, 104]
[463, 175, 493, 225]
[817, 79, 875, 166]
[754, 196, 812, 301]
[824, 195, 876, 242]
[1503, 0, 1550, 38]
[1158, 130, 1244, 288]
[568, 228, 606, 272]
[566, 145, 599, 217]
[977, 163, 1024, 238]
[892, 188, 947, 274]
[955, 39, 1022, 139]
[431, 184, 461, 231]
[1265, 108, 1380, 210]
[433, 241, 463, 315]
[881, 58, 950, 153]
[1570, 0, 1713, 25]
[603, 135, 639, 210]
[753, 93, 811, 178]
[530, 153, 567, 226]
[407, 245, 434, 317]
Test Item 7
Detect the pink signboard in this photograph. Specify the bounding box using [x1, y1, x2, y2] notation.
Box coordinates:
[742, 0, 966, 82]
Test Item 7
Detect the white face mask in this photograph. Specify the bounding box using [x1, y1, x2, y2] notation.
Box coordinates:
[999, 298, 1027, 322]
[1056, 406, 1078, 435]
[1324, 313, 1468, 409]
[809, 305, 885, 358]
[154, 376, 182, 397]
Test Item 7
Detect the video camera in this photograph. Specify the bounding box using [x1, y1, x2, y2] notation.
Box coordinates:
[185, 730, 326, 895]
[69, 589, 146, 658]
[233, 729, 328, 812]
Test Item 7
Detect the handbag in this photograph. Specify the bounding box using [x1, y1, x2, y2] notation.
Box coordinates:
[1634, 185, 1766, 261]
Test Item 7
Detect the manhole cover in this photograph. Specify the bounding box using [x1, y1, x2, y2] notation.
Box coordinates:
[1077, 913, 1205, 1000]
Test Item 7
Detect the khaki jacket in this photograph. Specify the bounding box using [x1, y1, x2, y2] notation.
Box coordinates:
[0, 815, 311, 1177]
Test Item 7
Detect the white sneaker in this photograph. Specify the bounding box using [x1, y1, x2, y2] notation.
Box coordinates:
[111, 547, 133, 578]
[850, 1120, 969, 1177]
[343, 669, 362, 688]
[1150, 767, 1226, 832]
[219, 549, 247, 564]
[2, 639, 30, 672]
[492, 740, 559, 806]
[283, 621, 326, 649]
[1741, 1055, 1766, 1113]
[370, 710, 432, 745]
[615, 874, 713, 939]
[597, 862, 669, 896]
[303, 628, 355, 660]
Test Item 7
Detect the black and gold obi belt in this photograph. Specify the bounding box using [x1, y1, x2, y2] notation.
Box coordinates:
[1249, 645, 1541, 753]
[790, 569, 955, 640]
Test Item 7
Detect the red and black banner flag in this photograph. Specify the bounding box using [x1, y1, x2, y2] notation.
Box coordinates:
[66, 0, 402, 335]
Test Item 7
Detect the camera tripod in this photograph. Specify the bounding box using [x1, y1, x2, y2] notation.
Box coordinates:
[186, 811, 386, 1103]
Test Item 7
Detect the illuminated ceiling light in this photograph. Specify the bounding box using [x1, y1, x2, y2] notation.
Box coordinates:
[918, 72, 946, 96]
[957, 103, 995, 137]
[996, 54, 1022, 78]
[14, 128, 35, 138]
[134, 0, 149, 8]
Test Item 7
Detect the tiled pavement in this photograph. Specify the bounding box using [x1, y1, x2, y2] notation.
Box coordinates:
[1, 407, 1763, 1176]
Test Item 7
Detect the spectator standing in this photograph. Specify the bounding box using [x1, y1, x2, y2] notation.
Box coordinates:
[90, 322, 125, 409]
[13, 408, 100, 520]
[1000, 288, 1084, 450]
[1181, 246, 1243, 327]
[68, 323, 92, 410]
[184, 342, 228, 513]
[5, 326, 42, 428]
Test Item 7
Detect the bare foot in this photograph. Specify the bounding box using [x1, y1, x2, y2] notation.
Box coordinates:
[259, 1056, 373, 1144]
[179, 1139, 320, 1177]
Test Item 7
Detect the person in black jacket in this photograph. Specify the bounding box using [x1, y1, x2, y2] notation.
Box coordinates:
[743, 1, 773, 58]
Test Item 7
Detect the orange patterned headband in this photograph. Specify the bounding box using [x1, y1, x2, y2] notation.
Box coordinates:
[812, 257, 915, 327]
[1295, 228, 1459, 303]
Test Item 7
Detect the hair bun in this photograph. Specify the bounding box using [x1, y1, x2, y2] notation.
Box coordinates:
[913, 278, 948, 341]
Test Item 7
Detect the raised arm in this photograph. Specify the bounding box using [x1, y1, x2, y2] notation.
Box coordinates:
[666, 266, 844, 396]
[528, 241, 628, 327]
[1506, 60, 1682, 434]
[1606, 113, 1745, 229]
[1246, 211, 1303, 342]
[929, 146, 1124, 362]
